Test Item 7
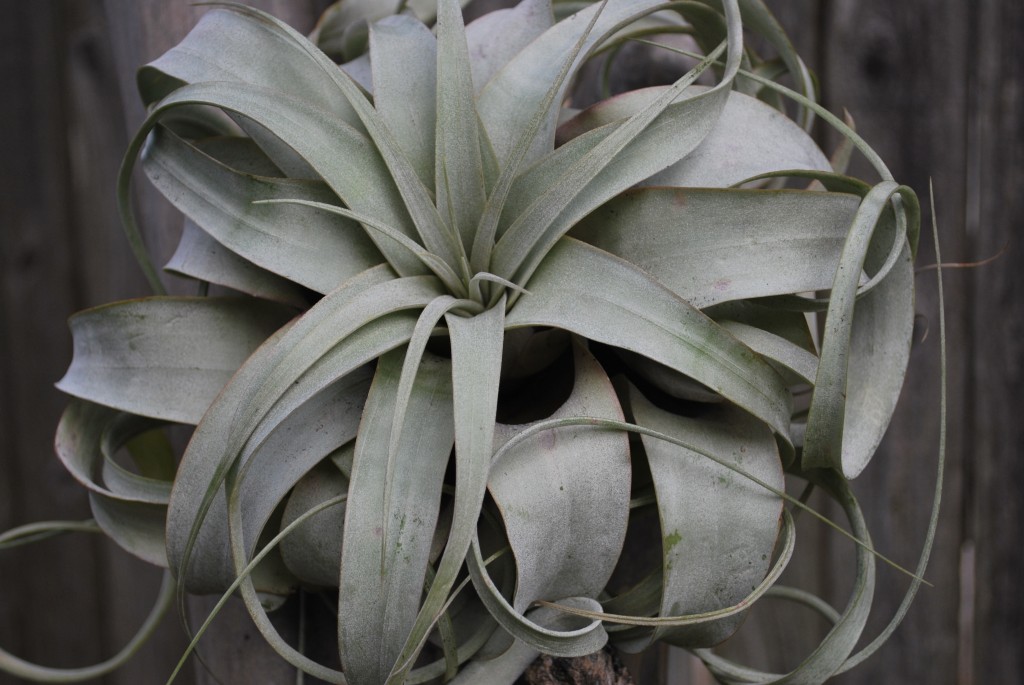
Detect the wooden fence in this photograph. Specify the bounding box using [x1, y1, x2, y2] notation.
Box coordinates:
[1, 1, 1020, 683]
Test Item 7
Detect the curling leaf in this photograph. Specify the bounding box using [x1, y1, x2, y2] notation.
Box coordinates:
[143, 127, 383, 294]
[570, 186, 863, 308]
[57, 297, 293, 425]
[489, 341, 630, 613]
[505, 238, 792, 445]
[628, 384, 784, 649]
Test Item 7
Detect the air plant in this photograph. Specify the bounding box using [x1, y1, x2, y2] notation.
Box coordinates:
[0, 0, 941, 683]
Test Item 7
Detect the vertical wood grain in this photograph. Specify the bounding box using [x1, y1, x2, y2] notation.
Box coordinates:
[968, 1, 1024, 682]
[815, 2, 970, 683]
[0, 2, 107, 681]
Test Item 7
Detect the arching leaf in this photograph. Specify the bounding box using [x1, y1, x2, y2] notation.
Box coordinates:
[466, 0, 553, 92]
[478, 0, 674, 166]
[506, 238, 792, 447]
[628, 384, 784, 649]
[489, 341, 630, 613]
[369, 16, 438, 189]
[143, 127, 383, 294]
[557, 85, 831, 188]
[165, 219, 309, 307]
[57, 297, 294, 424]
[338, 350, 455, 685]
[388, 301, 506, 685]
[570, 186, 861, 308]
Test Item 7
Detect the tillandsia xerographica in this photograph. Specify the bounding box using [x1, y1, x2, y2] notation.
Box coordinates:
[0, 0, 942, 683]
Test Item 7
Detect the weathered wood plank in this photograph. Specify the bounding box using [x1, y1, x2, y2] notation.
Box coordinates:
[0, 3, 108, 681]
[813, 1, 969, 683]
[64, 3, 198, 683]
[969, 1, 1024, 683]
[680, 2, 971, 682]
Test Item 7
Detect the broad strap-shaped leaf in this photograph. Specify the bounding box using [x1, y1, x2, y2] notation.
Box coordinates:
[369, 16, 438, 189]
[477, 0, 676, 166]
[138, 7, 363, 127]
[493, 3, 744, 286]
[617, 348, 725, 403]
[169, 314, 418, 598]
[57, 296, 293, 425]
[466, 0, 553, 92]
[651, 87, 827, 185]
[279, 451, 351, 587]
[167, 267, 442, 593]
[719, 320, 819, 386]
[341, 54, 374, 91]
[143, 127, 383, 294]
[695, 471, 877, 683]
[223, 3, 469, 280]
[388, 302, 506, 684]
[310, 0, 471, 61]
[489, 341, 630, 613]
[462, 342, 628, 658]
[137, 5, 364, 177]
[836, 242, 914, 477]
[126, 81, 424, 279]
[570, 187, 862, 308]
[522, 500, 796, 648]
[55, 400, 172, 566]
[497, 76, 731, 285]
[803, 182, 918, 475]
[707, 299, 818, 352]
[165, 219, 309, 308]
[469, 0, 604, 276]
[259, 199, 465, 295]
[505, 238, 792, 445]
[191, 136, 282, 176]
[628, 384, 784, 649]
[557, 85, 831, 188]
[338, 350, 455, 685]
[232, 275, 444, 458]
[499, 327, 570, 381]
[309, 0, 403, 61]
[379, 296, 482, 560]
[234, 367, 372, 562]
[435, 0, 489, 254]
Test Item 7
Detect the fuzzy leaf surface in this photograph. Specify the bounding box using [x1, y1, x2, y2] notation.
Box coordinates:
[339, 351, 455, 685]
[490, 342, 630, 613]
[143, 127, 383, 294]
[57, 297, 293, 425]
[506, 238, 791, 444]
[629, 385, 784, 649]
[556, 85, 831, 188]
[570, 187, 862, 308]
[370, 16, 438, 189]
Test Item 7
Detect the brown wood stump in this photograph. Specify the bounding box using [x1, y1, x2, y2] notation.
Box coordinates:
[522, 648, 635, 685]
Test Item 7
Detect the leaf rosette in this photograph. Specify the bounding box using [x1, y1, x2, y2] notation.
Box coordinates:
[1, 1, 931, 684]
